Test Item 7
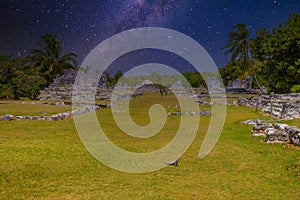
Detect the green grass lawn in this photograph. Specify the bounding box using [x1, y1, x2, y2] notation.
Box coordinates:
[0, 102, 71, 116]
[0, 93, 299, 199]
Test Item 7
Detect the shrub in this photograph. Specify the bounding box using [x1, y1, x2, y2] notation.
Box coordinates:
[290, 85, 300, 93]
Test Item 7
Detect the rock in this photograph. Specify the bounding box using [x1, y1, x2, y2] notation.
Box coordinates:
[246, 121, 300, 146]
[242, 119, 256, 125]
[168, 112, 181, 116]
[56, 102, 65, 106]
[273, 123, 289, 131]
[290, 132, 300, 145]
[15, 116, 24, 121]
[251, 124, 273, 137]
[255, 119, 266, 125]
[2, 114, 14, 121]
[285, 126, 300, 145]
[201, 111, 211, 116]
[266, 128, 289, 143]
[236, 93, 300, 120]
[32, 116, 39, 120]
[226, 76, 252, 94]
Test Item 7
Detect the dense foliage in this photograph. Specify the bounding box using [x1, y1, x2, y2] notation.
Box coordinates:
[0, 14, 299, 99]
[0, 55, 20, 99]
[221, 13, 300, 93]
[252, 13, 300, 93]
[222, 23, 265, 93]
[27, 34, 78, 85]
[182, 71, 205, 88]
[0, 34, 77, 99]
[219, 61, 244, 86]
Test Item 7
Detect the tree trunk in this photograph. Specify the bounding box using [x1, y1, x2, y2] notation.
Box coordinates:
[249, 61, 265, 94]
[246, 48, 265, 94]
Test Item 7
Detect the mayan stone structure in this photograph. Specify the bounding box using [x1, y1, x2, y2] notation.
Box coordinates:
[38, 69, 110, 101]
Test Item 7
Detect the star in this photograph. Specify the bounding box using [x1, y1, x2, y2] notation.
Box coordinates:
[0, 0, 299, 69]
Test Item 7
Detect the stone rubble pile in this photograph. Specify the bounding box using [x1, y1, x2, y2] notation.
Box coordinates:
[237, 93, 300, 120]
[0, 104, 106, 121]
[244, 119, 300, 145]
[167, 111, 211, 116]
[111, 92, 144, 101]
[226, 76, 256, 94]
[195, 99, 236, 106]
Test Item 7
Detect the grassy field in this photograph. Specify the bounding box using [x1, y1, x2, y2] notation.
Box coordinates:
[0, 93, 299, 199]
[0, 102, 71, 116]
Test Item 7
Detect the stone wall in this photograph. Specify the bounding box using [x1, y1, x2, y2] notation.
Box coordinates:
[244, 119, 300, 145]
[226, 76, 258, 94]
[0, 104, 106, 121]
[237, 93, 300, 120]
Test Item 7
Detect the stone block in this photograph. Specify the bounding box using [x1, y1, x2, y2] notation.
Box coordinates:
[266, 128, 289, 143]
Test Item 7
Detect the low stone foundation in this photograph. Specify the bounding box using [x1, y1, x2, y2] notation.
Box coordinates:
[244, 119, 300, 145]
[0, 104, 106, 121]
[238, 93, 300, 120]
[167, 111, 211, 116]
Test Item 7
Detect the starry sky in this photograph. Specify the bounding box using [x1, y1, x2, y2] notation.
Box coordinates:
[1, 0, 300, 71]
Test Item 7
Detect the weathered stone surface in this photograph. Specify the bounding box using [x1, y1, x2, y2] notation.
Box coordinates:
[242, 119, 256, 125]
[226, 76, 254, 94]
[38, 69, 111, 101]
[167, 111, 211, 116]
[237, 93, 300, 120]
[266, 128, 289, 144]
[246, 120, 300, 145]
[251, 123, 273, 137]
[0, 104, 105, 121]
[206, 77, 225, 94]
[290, 132, 300, 145]
[1, 114, 14, 121]
[256, 119, 266, 125]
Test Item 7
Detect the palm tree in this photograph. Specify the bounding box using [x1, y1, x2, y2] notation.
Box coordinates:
[29, 34, 78, 84]
[222, 24, 264, 94]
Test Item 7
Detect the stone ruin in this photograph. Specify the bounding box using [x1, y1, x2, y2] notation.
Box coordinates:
[238, 93, 300, 120]
[226, 76, 256, 94]
[0, 104, 106, 121]
[206, 76, 225, 94]
[38, 69, 77, 100]
[38, 69, 111, 101]
[243, 119, 300, 145]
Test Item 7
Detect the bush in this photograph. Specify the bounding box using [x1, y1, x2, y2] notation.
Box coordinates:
[290, 85, 300, 93]
[14, 73, 47, 100]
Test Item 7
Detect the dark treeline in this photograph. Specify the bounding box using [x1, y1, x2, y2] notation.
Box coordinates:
[0, 34, 78, 100]
[1, 13, 299, 99]
[220, 13, 300, 94]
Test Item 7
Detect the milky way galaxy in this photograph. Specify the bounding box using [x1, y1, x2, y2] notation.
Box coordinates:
[0, 0, 299, 69]
[109, 0, 186, 33]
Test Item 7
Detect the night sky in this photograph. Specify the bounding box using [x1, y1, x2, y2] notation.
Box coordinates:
[1, 0, 300, 70]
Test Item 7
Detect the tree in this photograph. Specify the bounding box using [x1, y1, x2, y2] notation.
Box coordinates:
[219, 61, 244, 86]
[222, 24, 264, 93]
[0, 54, 48, 100]
[28, 34, 78, 85]
[112, 70, 123, 86]
[13, 71, 46, 100]
[182, 71, 205, 88]
[0, 55, 20, 99]
[252, 13, 300, 93]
